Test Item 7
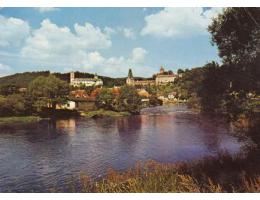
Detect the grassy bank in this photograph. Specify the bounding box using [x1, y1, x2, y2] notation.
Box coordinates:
[62, 149, 260, 193]
[0, 116, 41, 126]
[81, 109, 130, 118]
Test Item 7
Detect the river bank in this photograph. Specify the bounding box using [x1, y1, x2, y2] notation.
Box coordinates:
[0, 109, 131, 126]
[81, 109, 131, 118]
[66, 150, 260, 192]
[63, 108, 260, 193]
[0, 116, 41, 126]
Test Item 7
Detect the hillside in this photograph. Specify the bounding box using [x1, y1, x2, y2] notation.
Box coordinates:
[0, 71, 128, 88]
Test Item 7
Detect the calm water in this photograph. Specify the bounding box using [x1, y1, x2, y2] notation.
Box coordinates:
[0, 105, 247, 192]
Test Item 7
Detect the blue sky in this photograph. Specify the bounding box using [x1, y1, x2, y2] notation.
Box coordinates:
[0, 7, 222, 78]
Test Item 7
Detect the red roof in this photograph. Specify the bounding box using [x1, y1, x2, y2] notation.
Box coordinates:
[70, 90, 89, 98]
[90, 88, 102, 98]
[111, 87, 121, 96]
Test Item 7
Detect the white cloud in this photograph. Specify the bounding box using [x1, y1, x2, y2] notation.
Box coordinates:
[0, 15, 30, 47]
[80, 47, 153, 77]
[21, 19, 112, 60]
[74, 22, 112, 49]
[34, 7, 59, 13]
[17, 19, 152, 77]
[105, 27, 136, 39]
[131, 47, 147, 63]
[104, 26, 116, 36]
[141, 8, 223, 38]
[0, 63, 12, 77]
[75, 48, 148, 77]
[121, 28, 136, 39]
[87, 51, 105, 65]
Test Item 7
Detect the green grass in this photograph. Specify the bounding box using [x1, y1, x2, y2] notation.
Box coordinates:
[81, 109, 130, 118]
[0, 116, 41, 125]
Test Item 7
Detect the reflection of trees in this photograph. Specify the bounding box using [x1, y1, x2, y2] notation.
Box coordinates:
[196, 115, 223, 152]
[116, 116, 142, 149]
[117, 116, 142, 135]
[115, 116, 142, 160]
[93, 118, 117, 134]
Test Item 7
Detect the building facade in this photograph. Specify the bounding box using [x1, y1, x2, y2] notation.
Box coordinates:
[155, 67, 176, 85]
[126, 67, 176, 86]
[70, 72, 103, 87]
[126, 69, 155, 86]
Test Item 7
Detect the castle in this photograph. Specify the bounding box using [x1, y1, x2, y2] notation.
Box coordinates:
[126, 67, 176, 86]
[155, 67, 176, 85]
[70, 72, 103, 87]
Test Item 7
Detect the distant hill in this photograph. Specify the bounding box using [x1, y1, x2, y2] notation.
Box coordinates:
[0, 71, 129, 88]
[0, 71, 51, 88]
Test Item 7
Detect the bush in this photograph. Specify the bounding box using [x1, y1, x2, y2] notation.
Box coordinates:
[0, 94, 28, 117]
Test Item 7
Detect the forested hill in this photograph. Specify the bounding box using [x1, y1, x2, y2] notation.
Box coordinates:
[0, 71, 128, 87]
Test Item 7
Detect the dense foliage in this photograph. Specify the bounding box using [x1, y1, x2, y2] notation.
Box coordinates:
[28, 75, 69, 111]
[0, 75, 70, 117]
[96, 86, 142, 114]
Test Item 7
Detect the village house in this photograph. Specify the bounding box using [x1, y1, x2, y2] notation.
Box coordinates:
[56, 89, 98, 111]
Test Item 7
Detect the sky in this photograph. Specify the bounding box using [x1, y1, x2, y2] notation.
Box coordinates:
[0, 7, 222, 78]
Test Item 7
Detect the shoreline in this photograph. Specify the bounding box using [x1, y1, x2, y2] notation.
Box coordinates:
[80, 109, 131, 118]
[0, 116, 42, 126]
[0, 109, 131, 126]
[54, 149, 260, 192]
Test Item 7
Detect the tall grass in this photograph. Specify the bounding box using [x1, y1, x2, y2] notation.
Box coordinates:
[63, 151, 260, 193]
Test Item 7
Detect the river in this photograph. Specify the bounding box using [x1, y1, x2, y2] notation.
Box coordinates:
[0, 105, 248, 192]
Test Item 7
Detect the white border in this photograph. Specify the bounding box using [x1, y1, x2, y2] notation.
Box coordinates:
[0, 0, 260, 7]
[1, 193, 260, 200]
[0, 1, 259, 199]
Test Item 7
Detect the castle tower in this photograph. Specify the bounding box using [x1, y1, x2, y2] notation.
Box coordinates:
[70, 72, 75, 84]
[160, 66, 165, 74]
[94, 73, 98, 79]
[126, 68, 134, 86]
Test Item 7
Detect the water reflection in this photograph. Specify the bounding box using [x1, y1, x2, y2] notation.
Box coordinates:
[117, 116, 142, 135]
[0, 106, 247, 192]
[93, 118, 117, 134]
[56, 119, 76, 136]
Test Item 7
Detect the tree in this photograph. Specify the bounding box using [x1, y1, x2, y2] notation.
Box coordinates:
[96, 88, 115, 110]
[208, 8, 260, 93]
[177, 69, 185, 74]
[0, 84, 18, 96]
[0, 94, 27, 116]
[114, 86, 142, 114]
[128, 69, 133, 78]
[197, 62, 227, 113]
[206, 8, 260, 117]
[28, 75, 69, 111]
